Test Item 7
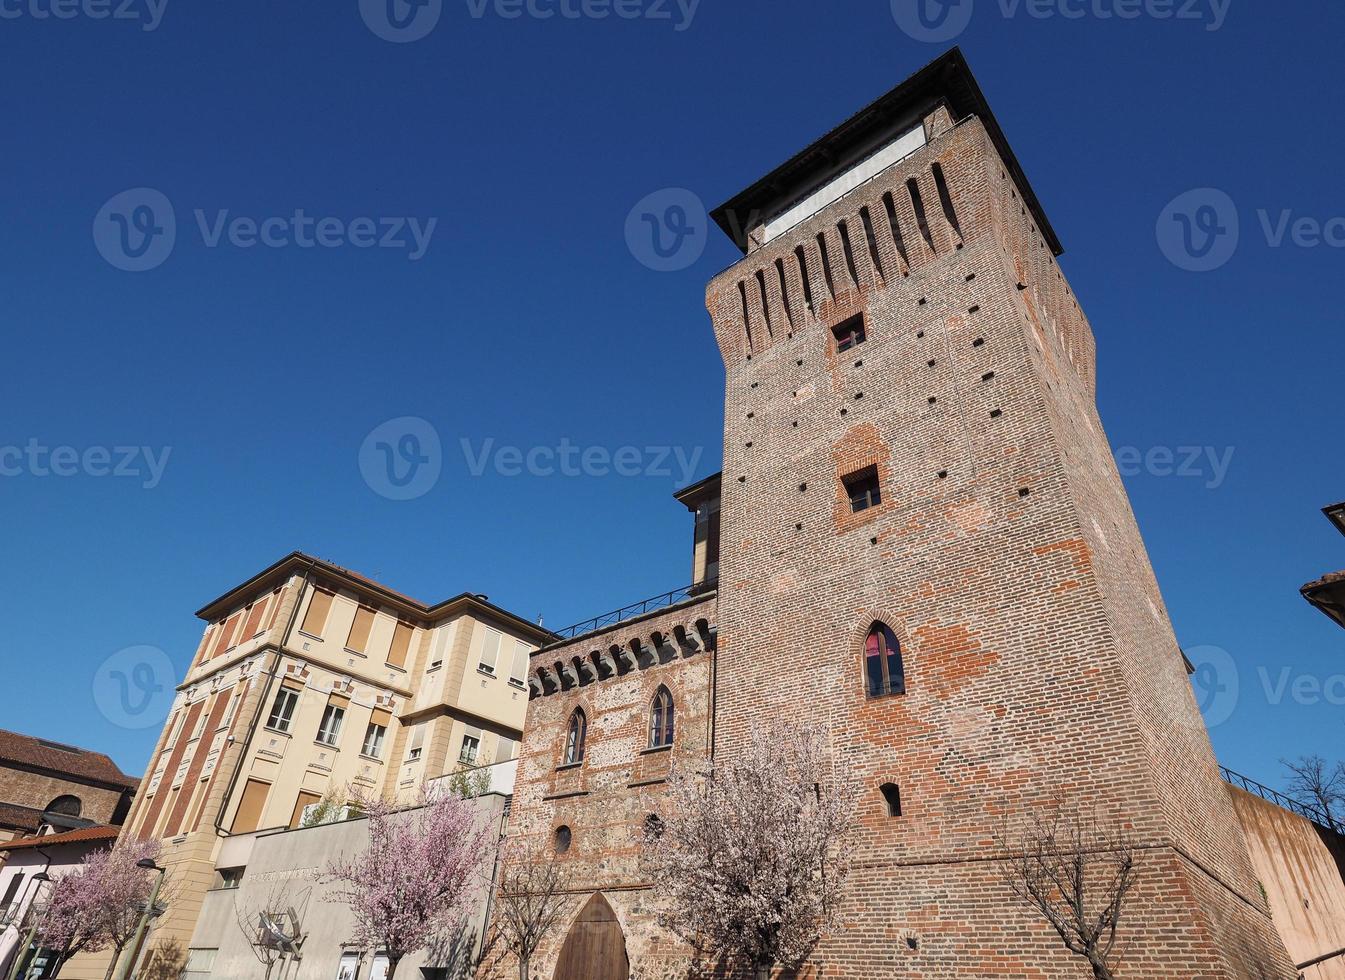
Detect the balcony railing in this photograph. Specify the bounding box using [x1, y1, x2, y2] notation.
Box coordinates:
[548, 583, 710, 645]
[1219, 765, 1339, 832]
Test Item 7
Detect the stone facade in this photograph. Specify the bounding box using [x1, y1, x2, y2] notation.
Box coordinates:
[506, 49, 1302, 979]
[0, 730, 137, 844]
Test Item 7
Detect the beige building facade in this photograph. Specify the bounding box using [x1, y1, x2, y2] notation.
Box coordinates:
[61, 553, 551, 980]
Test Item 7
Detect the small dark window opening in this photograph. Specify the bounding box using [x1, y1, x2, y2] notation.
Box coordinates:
[554, 825, 572, 854]
[880, 783, 903, 817]
[564, 709, 587, 766]
[832, 314, 866, 353]
[644, 814, 665, 840]
[865, 623, 906, 698]
[844, 466, 882, 514]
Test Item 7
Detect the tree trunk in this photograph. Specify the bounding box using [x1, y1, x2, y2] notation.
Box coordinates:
[387, 954, 403, 980]
[1088, 955, 1116, 980]
[755, 960, 773, 980]
[103, 943, 126, 980]
[518, 953, 529, 980]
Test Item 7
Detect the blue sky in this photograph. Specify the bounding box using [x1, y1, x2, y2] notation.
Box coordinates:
[0, 0, 1340, 791]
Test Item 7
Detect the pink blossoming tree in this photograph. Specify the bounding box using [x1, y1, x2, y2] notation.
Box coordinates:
[319, 787, 491, 979]
[644, 724, 854, 980]
[38, 839, 162, 979]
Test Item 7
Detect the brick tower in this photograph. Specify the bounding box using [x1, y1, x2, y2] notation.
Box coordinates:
[702, 48, 1296, 978]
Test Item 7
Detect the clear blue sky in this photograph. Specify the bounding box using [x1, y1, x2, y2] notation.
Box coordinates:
[1, 1, 1340, 792]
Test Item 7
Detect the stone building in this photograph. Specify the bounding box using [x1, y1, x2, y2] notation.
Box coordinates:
[1302, 501, 1345, 630]
[506, 48, 1304, 979]
[60, 552, 553, 980]
[0, 730, 137, 846]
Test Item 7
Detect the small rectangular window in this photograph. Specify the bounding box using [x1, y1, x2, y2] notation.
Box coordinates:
[407, 725, 425, 762]
[831, 314, 866, 353]
[478, 628, 501, 675]
[316, 704, 345, 746]
[215, 867, 243, 890]
[300, 587, 334, 637]
[459, 729, 481, 765]
[267, 687, 299, 733]
[509, 641, 530, 687]
[844, 466, 882, 513]
[362, 723, 386, 759]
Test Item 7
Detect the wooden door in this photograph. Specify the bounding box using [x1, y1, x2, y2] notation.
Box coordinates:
[552, 893, 630, 980]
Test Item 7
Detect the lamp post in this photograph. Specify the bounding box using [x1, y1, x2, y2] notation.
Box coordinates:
[4, 872, 50, 980]
[110, 860, 165, 980]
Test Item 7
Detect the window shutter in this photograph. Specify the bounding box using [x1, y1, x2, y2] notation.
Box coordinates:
[300, 587, 334, 636]
[479, 629, 501, 672]
[240, 599, 267, 641]
[510, 641, 530, 683]
[212, 613, 241, 658]
[281, 678, 305, 694]
[369, 708, 392, 728]
[230, 779, 271, 834]
[328, 691, 351, 710]
[289, 791, 322, 829]
[346, 606, 376, 654]
[387, 621, 414, 669]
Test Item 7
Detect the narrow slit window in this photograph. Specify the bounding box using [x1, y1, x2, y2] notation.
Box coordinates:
[880, 783, 903, 817]
[564, 709, 587, 766]
[931, 162, 962, 237]
[843, 466, 882, 514]
[882, 191, 909, 267]
[774, 257, 793, 325]
[831, 314, 866, 354]
[837, 220, 860, 286]
[795, 246, 814, 311]
[859, 206, 885, 279]
[816, 233, 836, 297]
[649, 686, 675, 749]
[907, 178, 933, 249]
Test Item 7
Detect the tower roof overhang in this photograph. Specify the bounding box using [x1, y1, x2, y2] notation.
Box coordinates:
[710, 47, 1063, 258]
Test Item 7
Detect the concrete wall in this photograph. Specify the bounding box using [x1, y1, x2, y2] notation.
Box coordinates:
[185, 792, 508, 980]
[1229, 786, 1345, 979]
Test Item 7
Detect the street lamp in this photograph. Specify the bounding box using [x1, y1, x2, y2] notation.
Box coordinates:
[4, 872, 51, 980]
[110, 861, 166, 980]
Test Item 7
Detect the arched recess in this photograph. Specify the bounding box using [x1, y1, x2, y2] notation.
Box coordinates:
[552, 893, 630, 980]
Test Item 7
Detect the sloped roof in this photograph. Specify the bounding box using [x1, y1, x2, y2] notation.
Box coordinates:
[0, 729, 139, 790]
[0, 825, 119, 853]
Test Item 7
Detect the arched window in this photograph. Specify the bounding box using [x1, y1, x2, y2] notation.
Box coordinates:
[554, 825, 572, 854]
[864, 623, 905, 698]
[880, 783, 902, 818]
[564, 709, 587, 766]
[45, 795, 82, 818]
[648, 686, 675, 749]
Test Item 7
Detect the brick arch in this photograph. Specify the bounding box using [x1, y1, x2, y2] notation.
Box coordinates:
[849, 610, 912, 696]
[552, 892, 630, 980]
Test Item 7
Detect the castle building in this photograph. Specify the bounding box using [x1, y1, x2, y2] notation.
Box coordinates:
[60, 552, 552, 980]
[506, 49, 1302, 979]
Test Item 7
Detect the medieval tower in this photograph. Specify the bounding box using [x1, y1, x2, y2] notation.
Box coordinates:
[513, 48, 1297, 979]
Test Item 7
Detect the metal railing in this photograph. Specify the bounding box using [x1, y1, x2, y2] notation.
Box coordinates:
[548, 584, 707, 644]
[1219, 766, 1339, 832]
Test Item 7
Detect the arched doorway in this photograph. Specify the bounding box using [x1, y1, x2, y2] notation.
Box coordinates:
[552, 893, 630, 980]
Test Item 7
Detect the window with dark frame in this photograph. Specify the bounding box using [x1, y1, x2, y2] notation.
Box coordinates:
[865, 623, 906, 699]
[648, 686, 675, 749]
[460, 732, 481, 765]
[844, 466, 882, 513]
[831, 313, 866, 353]
[361, 722, 386, 759]
[564, 709, 587, 766]
[316, 704, 345, 746]
[266, 688, 298, 733]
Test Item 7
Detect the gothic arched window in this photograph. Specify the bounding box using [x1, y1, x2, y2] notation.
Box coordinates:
[865, 623, 905, 698]
[564, 708, 587, 766]
[649, 686, 675, 749]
